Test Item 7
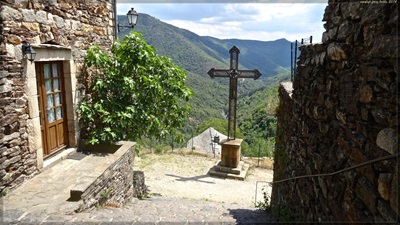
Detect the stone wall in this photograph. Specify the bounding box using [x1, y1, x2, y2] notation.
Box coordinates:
[0, 0, 115, 195]
[272, 1, 398, 223]
[75, 142, 135, 211]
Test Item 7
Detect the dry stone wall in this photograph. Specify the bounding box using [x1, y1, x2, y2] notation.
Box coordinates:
[76, 142, 135, 211]
[0, 0, 115, 194]
[272, 1, 398, 223]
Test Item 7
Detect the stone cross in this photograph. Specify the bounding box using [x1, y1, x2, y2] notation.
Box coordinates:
[208, 46, 261, 140]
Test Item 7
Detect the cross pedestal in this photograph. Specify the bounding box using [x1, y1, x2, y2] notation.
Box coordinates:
[220, 138, 242, 168]
[209, 138, 249, 180]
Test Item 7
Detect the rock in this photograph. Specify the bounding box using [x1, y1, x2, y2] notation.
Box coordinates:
[35, 10, 48, 24]
[327, 42, 347, 61]
[53, 15, 64, 28]
[371, 109, 391, 125]
[337, 20, 354, 41]
[0, 6, 22, 21]
[133, 171, 147, 198]
[21, 22, 40, 32]
[336, 110, 347, 124]
[21, 9, 36, 22]
[376, 128, 397, 154]
[378, 173, 392, 201]
[358, 85, 373, 103]
[2, 132, 20, 143]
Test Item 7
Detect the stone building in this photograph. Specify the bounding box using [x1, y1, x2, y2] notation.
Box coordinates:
[1, 0, 116, 194]
[272, 1, 398, 223]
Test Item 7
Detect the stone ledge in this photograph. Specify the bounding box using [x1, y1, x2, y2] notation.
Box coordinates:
[42, 148, 77, 171]
[69, 141, 135, 211]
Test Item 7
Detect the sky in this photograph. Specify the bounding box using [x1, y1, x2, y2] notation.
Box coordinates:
[117, 1, 327, 43]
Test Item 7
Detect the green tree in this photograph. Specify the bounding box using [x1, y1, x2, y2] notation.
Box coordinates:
[78, 32, 193, 144]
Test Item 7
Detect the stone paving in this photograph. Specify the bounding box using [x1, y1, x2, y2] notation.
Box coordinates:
[0, 150, 275, 224]
[2, 197, 275, 224]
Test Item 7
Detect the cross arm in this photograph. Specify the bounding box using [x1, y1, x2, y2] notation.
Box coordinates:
[237, 69, 262, 80]
[208, 68, 230, 78]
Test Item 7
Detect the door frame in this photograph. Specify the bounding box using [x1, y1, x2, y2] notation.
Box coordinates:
[36, 61, 69, 158]
[24, 45, 78, 169]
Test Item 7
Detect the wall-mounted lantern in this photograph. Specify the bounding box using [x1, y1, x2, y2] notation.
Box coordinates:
[22, 41, 36, 63]
[118, 8, 138, 32]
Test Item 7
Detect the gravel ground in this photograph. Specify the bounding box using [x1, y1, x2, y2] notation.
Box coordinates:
[134, 150, 274, 208]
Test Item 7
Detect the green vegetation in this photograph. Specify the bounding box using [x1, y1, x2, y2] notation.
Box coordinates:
[98, 188, 112, 206]
[115, 14, 292, 156]
[78, 32, 192, 144]
[255, 187, 271, 212]
[272, 102, 288, 180]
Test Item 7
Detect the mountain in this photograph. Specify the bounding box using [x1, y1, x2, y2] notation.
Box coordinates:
[117, 14, 291, 142]
[119, 14, 291, 81]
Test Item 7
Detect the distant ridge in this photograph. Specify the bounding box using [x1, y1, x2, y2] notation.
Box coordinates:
[119, 13, 291, 79]
[118, 13, 291, 135]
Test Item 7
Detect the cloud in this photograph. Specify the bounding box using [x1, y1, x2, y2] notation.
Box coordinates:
[118, 3, 327, 42]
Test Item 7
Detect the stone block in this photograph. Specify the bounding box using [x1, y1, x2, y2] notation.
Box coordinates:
[327, 42, 348, 61]
[376, 128, 397, 154]
[21, 9, 36, 22]
[27, 95, 39, 119]
[27, 117, 42, 151]
[220, 139, 242, 168]
[0, 6, 22, 21]
[378, 173, 392, 201]
[133, 171, 147, 198]
[25, 77, 38, 97]
[53, 15, 64, 28]
[71, 20, 81, 30]
[2, 132, 20, 143]
[35, 11, 48, 24]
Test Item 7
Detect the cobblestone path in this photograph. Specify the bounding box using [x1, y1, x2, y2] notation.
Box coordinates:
[2, 196, 275, 224]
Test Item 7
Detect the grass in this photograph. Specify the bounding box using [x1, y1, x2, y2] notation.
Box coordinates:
[243, 157, 274, 169]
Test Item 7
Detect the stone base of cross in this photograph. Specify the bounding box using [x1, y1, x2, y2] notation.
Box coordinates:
[209, 138, 250, 180]
[220, 138, 242, 167]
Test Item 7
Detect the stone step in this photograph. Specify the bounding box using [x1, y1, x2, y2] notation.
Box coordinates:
[214, 161, 244, 175]
[208, 161, 250, 181]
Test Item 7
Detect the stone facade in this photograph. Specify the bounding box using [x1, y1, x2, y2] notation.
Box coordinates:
[1, 0, 115, 195]
[272, 1, 398, 223]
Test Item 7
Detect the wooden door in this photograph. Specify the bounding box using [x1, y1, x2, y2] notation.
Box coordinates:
[36, 62, 68, 157]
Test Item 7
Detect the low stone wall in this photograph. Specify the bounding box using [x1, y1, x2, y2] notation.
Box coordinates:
[272, 1, 398, 223]
[76, 141, 135, 211]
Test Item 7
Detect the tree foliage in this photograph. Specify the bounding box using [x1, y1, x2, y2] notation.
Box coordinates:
[78, 32, 193, 144]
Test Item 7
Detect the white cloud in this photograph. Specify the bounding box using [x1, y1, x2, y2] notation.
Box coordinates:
[118, 3, 327, 42]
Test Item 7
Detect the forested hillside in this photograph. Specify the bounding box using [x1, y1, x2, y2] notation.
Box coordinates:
[118, 14, 291, 156]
